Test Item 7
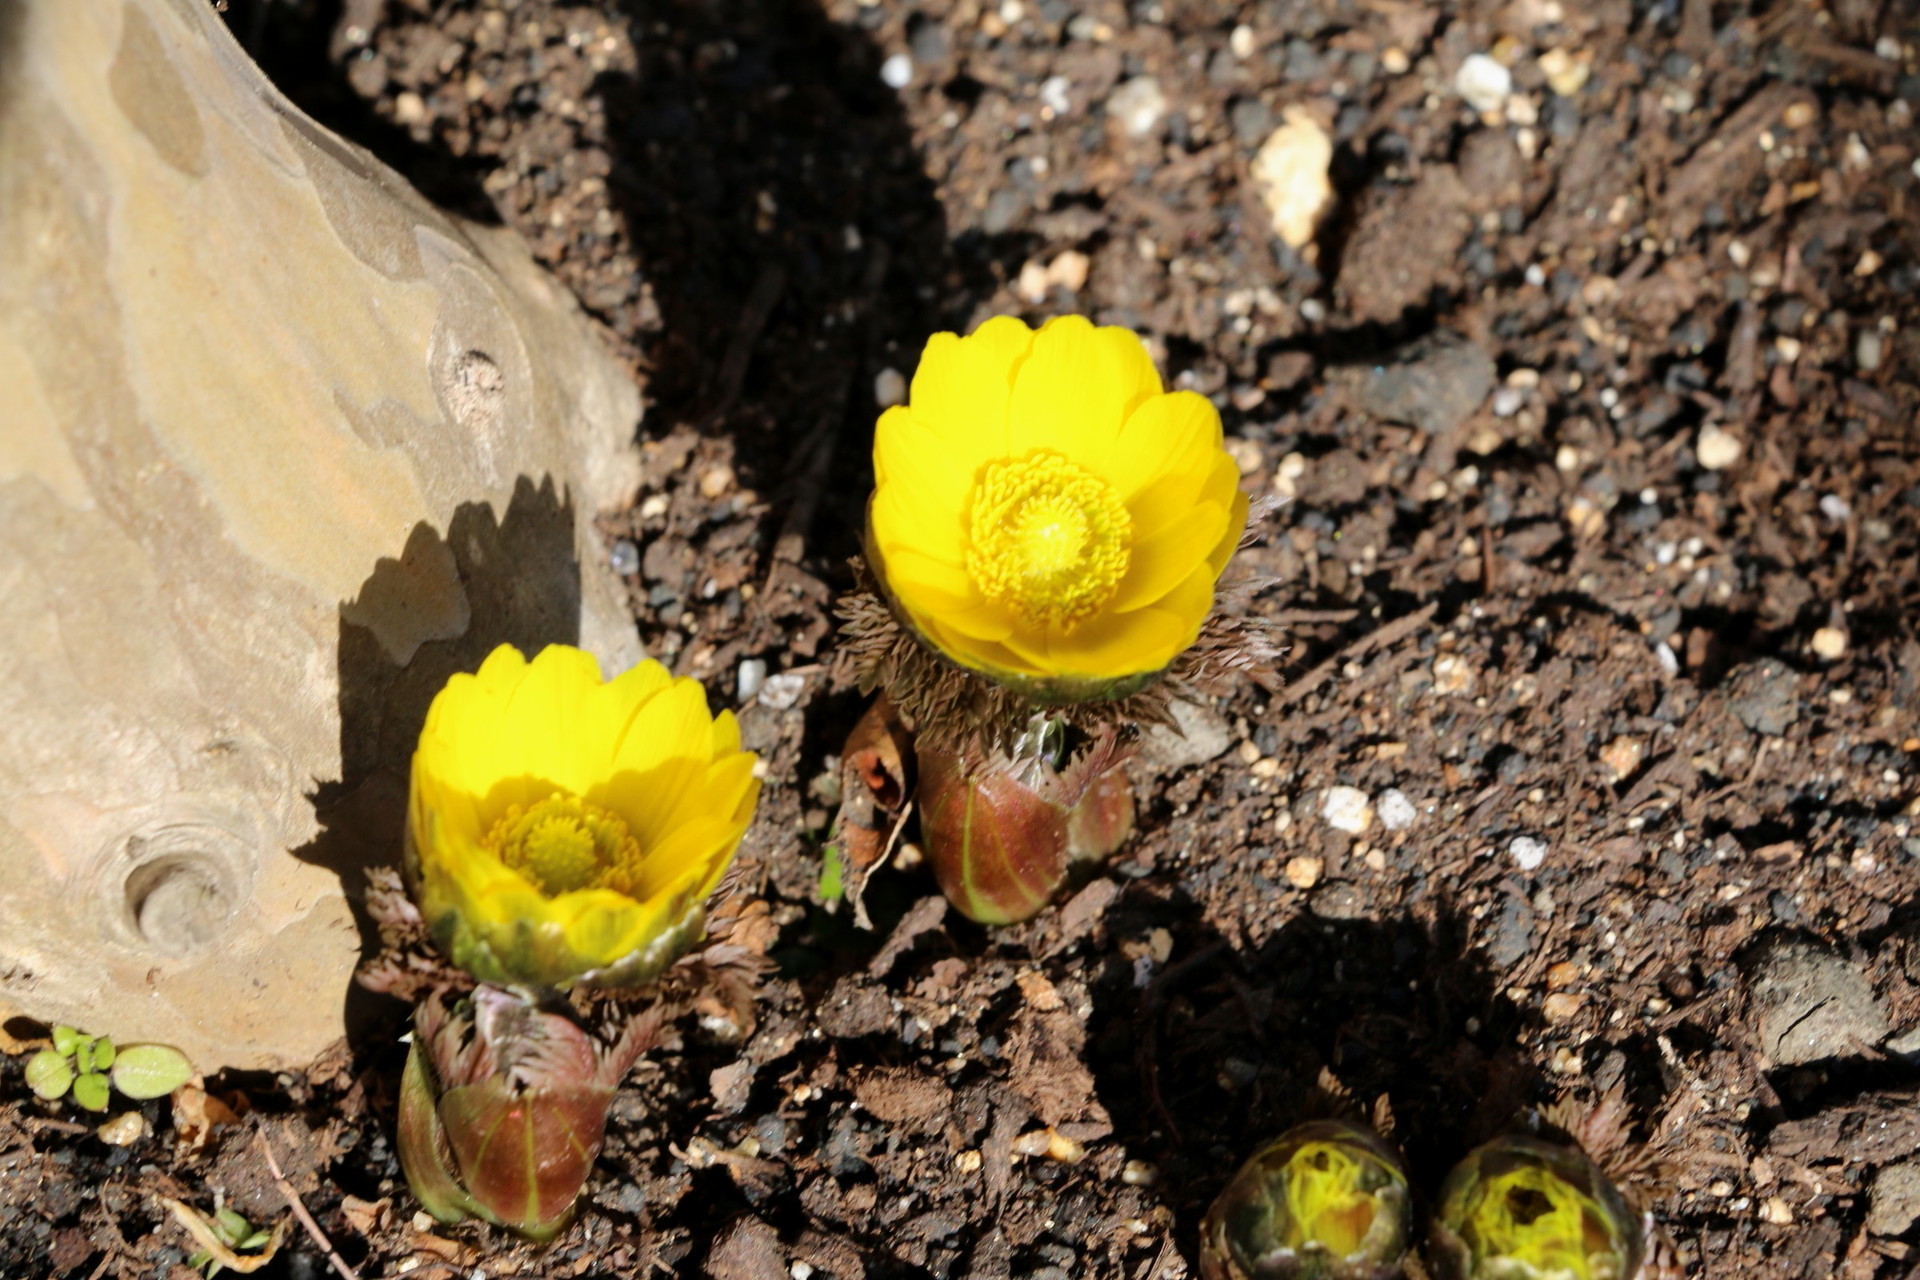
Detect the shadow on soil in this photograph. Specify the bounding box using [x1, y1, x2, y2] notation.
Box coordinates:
[594, 0, 1032, 569]
[1084, 899, 1541, 1239]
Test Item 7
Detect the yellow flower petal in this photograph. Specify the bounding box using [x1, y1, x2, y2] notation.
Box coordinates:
[1105, 389, 1223, 499]
[1006, 317, 1162, 458]
[907, 315, 1035, 456]
[874, 406, 975, 513]
[1209, 488, 1251, 577]
[1109, 498, 1230, 614]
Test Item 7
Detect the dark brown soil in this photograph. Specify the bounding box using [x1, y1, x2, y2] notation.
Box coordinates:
[5, 0, 1919, 1277]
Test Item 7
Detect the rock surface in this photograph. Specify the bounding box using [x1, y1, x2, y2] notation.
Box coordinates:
[0, 0, 643, 1069]
[1868, 1159, 1920, 1238]
[1749, 938, 1890, 1066]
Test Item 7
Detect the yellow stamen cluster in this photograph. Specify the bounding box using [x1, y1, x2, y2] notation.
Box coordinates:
[1281, 1140, 1379, 1258]
[486, 794, 646, 898]
[966, 449, 1132, 630]
[1458, 1163, 1623, 1280]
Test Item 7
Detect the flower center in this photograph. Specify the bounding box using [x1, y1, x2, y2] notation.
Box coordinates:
[485, 793, 646, 897]
[966, 450, 1131, 630]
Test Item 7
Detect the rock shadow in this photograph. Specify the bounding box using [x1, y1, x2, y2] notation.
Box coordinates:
[295, 475, 582, 1048]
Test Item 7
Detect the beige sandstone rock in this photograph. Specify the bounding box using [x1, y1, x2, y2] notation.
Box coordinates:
[0, 0, 644, 1069]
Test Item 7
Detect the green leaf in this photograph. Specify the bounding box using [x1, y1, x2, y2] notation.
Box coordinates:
[214, 1207, 251, 1242]
[73, 1041, 93, 1075]
[25, 1049, 75, 1100]
[51, 1026, 81, 1057]
[110, 1043, 193, 1099]
[238, 1231, 270, 1250]
[71, 1072, 111, 1112]
[93, 1038, 115, 1070]
[818, 844, 845, 901]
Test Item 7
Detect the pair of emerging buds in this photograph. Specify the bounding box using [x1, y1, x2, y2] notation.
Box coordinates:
[1202, 1118, 1673, 1280]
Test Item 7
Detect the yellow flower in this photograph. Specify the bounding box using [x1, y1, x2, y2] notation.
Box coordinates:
[406, 644, 759, 988]
[869, 314, 1248, 698]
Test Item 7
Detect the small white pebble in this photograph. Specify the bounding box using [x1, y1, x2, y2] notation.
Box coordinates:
[1856, 329, 1884, 372]
[1525, 263, 1546, 287]
[1381, 47, 1411, 75]
[1819, 494, 1851, 522]
[1696, 423, 1743, 471]
[1492, 387, 1525, 418]
[1509, 835, 1549, 872]
[608, 538, 640, 576]
[1321, 785, 1374, 834]
[1377, 789, 1418, 832]
[1455, 54, 1513, 114]
[873, 366, 906, 408]
[1811, 627, 1848, 661]
[880, 52, 913, 89]
[1040, 75, 1071, 115]
[1229, 24, 1255, 59]
[1109, 76, 1168, 137]
[736, 657, 768, 702]
[757, 671, 808, 710]
[1250, 109, 1334, 249]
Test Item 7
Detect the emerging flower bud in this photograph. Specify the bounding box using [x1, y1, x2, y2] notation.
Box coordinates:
[1200, 1120, 1413, 1280]
[1430, 1134, 1646, 1280]
[917, 719, 1133, 925]
[397, 986, 651, 1241]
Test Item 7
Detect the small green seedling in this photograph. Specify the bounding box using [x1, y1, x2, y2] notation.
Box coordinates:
[25, 1026, 192, 1113]
[187, 1205, 272, 1278]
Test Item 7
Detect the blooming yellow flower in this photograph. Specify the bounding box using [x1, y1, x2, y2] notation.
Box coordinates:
[869, 314, 1248, 697]
[406, 644, 759, 989]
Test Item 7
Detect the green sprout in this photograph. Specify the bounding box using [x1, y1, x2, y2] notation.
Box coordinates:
[187, 1204, 273, 1278]
[24, 1026, 193, 1113]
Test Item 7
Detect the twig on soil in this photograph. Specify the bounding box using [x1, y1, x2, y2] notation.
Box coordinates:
[255, 1127, 360, 1280]
[1271, 601, 1440, 712]
[1265, 607, 1360, 626]
[703, 264, 787, 428]
[23, 1115, 92, 1136]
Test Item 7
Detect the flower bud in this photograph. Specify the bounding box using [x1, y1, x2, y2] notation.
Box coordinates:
[1430, 1134, 1645, 1280]
[917, 720, 1133, 925]
[398, 986, 647, 1241]
[1200, 1120, 1413, 1280]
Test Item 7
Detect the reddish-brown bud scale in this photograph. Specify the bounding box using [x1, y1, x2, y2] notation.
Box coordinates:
[917, 736, 1134, 925]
